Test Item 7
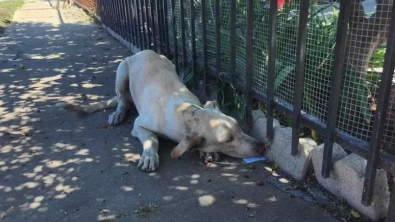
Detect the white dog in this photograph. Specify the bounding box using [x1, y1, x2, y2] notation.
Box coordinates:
[56, 50, 265, 172]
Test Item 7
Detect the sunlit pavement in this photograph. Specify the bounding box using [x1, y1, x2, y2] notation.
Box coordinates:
[0, 1, 338, 221]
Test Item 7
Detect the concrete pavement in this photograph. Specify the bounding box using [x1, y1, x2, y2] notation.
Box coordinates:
[0, 1, 338, 221]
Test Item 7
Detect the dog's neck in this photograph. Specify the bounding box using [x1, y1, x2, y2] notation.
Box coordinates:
[180, 104, 203, 135]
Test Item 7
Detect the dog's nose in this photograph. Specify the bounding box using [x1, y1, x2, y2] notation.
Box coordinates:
[255, 142, 266, 154]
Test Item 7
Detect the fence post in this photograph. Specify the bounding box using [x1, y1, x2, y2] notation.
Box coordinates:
[157, 0, 164, 53]
[140, 0, 148, 49]
[228, 0, 236, 109]
[201, 0, 208, 95]
[171, 0, 179, 73]
[136, 0, 144, 49]
[266, 0, 278, 140]
[291, 0, 310, 156]
[190, 0, 197, 85]
[179, 0, 187, 71]
[362, 1, 395, 206]
[163, 0, 170, 56]
[150, 0, 157, 51]
[387, 180, 395, 222]
[322, 0, 351, 178]
[145, 0, 152, 49]
[214, 0, 222, 102]
[245, 0, 253, 128]
[125, 0, 134, 47]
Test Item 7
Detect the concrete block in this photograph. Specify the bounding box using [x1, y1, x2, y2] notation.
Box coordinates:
[267, 127, 317, 180]
[311, 143, 348, 197]
[252, 109, 266, 121]
[250, 110, 280, 143]
[334, 154, 390, 220]
[311, 143, 390, 220]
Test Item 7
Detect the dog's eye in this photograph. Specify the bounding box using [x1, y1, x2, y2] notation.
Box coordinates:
[226, 136, 233, 143]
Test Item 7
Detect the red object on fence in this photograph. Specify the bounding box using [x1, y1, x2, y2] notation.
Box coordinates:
[278, 0, 292, 9]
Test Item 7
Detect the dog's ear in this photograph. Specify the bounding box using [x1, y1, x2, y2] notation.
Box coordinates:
[203, 100, 219, 110]
[171, 134, 202, 158]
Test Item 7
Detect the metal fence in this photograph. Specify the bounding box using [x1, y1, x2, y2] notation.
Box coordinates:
[74, 0, 395, 219]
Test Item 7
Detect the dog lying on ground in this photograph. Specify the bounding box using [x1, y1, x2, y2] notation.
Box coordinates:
[56, 50, 265, 172]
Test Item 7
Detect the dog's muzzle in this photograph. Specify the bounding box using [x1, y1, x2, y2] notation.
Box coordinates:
[255, 142, 266, 155]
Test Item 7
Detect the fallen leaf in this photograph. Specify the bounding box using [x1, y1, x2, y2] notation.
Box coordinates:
[350, 209, 361, 218]
[273, 162, 279, 169]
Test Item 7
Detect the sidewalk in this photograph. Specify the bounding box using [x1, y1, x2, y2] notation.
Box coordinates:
[0, 1, 338, 221]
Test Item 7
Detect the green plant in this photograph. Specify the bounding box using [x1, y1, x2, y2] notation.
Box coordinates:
[168, 0, 382, 126]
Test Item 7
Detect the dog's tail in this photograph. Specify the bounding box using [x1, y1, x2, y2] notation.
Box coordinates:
[55, 96, 118, 114]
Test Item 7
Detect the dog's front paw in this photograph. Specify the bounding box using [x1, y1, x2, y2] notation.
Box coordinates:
[199, 151, 221, 162]
[138, 152, 160, 172]
[108, 110, 125, 126]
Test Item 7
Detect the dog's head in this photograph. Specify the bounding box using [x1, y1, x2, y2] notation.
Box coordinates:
[171, 101, 265, 159]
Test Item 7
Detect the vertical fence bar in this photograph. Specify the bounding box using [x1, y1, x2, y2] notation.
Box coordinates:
[362, 2, 395, 206]
[214, 0, 222, 101]
[201, 0, 208, 94]
[190, 0, 196, 80]
[132, 1, 140, 49]
[150, 0, 157, 51]
[229, 0, 236, 106]
[115, 0, 122, 38]
[180, 0, 187, 69]
[157, 0, 164, 53]
[124, 0, 130, 41]
[266, 0, 277, 140]
[140, 0, 148, 49]
[322, 0, 351, 178]
[111, 0, 117, 33]
[108, 0, 114, 31]
[136, 0, 144, 49]
[111, 0, 116, 31]
[171, 0, 179, 73]
[136, 0, 143, 49]
[163, 0, 170, 57]
[107, 0, 111, 29]
[127, 0, 137, 47]
[99, 0, 104, 26]
[124, 0, 132, 45]
[118, 0, 124, 40]
[103, 0, 108, 26]
[121, 0, 127, 41]
[145, 0, 152, 49]
[100, 0, 106, 27]
[387, 181, 395, 222]
[291, 0, 310, 156]
[245, 0, 253, 127]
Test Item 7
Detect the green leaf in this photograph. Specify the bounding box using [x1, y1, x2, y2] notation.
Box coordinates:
[287, 117, 293, 127]
[356, 82, 371, 124]
[340, 74, 372, 124]
[273, 162, 279, 169]
[350, 209, 361, 218]
[274, 65, 294, 90]
[311, 130, 320, 141]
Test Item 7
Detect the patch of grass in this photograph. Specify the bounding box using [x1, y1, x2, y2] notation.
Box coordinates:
[0, 0, 24, 36]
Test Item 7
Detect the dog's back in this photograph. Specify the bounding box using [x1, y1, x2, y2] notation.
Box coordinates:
[126, 50, 200, 114]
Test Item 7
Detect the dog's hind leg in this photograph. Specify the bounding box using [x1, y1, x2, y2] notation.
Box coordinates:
[108, 60, 133, 126]
[132, 118, 160, 172]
